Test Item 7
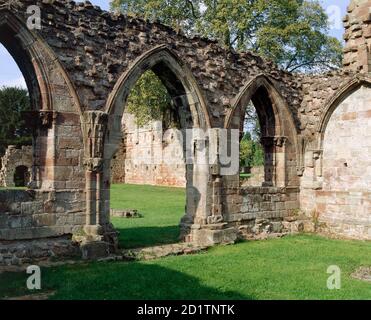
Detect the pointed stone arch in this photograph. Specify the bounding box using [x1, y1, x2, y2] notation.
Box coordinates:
[225, 74, 299, 187]
[105, 44, 211, 132]
[0, 9, 82, 115]
[310, 76, 371, 240]
[0, 9, 84, 191]
[82, 45, 213, 244]
[317, 76, 371, 143]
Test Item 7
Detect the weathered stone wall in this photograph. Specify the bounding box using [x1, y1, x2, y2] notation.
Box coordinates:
[0, 145, 32, 187]
[111, 113, 186, 187]
[241, 166, 265, 187]
[12, 0, 300, 127]
[0, 189, 85, 240]
[343, 0, 371, 72]
[317, 86, 370, 239]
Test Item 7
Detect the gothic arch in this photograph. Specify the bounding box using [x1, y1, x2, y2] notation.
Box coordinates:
[82, 45, 213, 242]
[105, 44, 211, 133]
[225, 74, 297, 135]
[317, 76, 371, 145]
[0, 9, 83, 115]
[225, 74, 299, 187]
[0, 9, 84, 190]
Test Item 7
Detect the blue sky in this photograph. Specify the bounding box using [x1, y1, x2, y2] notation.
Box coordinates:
[0, 0, 348, 88]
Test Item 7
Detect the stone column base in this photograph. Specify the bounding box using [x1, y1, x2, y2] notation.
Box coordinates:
[80, 241, 111, 260]
[73, 223, 119, 260]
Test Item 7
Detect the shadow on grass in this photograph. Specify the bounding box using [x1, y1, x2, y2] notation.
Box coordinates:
[49, 262, 251, 300]
[116, 225, 181, 249]
[0, 262, 251, 300]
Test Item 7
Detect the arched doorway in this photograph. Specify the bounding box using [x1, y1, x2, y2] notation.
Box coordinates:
[226, 75, 299, 189]
[90, 46, 211, 248]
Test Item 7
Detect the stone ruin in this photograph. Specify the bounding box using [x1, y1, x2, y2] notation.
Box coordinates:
[110, 208, 141, 218]
[0, 0, 370, 264]
[111, 113, 186, 187]
[0, 145, 33, 187]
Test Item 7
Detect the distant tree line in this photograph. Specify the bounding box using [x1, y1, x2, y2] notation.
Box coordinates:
[0, 86, 32, 156]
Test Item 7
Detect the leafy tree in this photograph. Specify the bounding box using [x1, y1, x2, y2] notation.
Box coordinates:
[126, 70, 173, 127]
[111, 0, 201, 33]
[240, 132, 264, 169]
[111, 0, 343, 72]
[0, 86, 32, 156]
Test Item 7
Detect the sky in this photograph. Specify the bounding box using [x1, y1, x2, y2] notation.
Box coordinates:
[0, 0, 349, 89]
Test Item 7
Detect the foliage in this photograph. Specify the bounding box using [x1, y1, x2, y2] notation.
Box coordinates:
[111, 0, 343, 72]
[126, 70, 173, 127]
[0, 86, 32, 156]
[240, 132, 264, 169]
[111, 0, 201, 33]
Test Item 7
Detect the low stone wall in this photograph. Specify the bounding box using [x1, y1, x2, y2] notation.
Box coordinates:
[188, 184, 304, 246]
[0, 189, 85, 241]
[0, 236, 80, 266]
[225, 186, 300, 222]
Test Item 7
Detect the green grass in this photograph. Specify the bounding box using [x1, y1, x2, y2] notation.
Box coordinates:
[1, 184, 370, 300]
[110, 184, 185, 249]
[1, 235, 370, 300]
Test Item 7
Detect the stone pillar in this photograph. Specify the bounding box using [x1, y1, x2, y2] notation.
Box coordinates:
[80, 111, 118, 259]
[260, 136, 274, 186]
[274, 136, 287, 187]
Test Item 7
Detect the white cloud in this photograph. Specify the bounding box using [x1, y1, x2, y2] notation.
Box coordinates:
[0, 76, 27, 89]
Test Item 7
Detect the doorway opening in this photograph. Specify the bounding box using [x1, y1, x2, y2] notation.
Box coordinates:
[109, 69, 189, 249]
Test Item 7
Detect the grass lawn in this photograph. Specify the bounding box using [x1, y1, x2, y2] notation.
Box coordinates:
[110, 184, 185, 249]
[0, 184, 370, 300]
[1, 234, 370, 300]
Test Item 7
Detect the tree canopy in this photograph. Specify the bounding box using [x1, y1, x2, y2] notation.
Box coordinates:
[111, 0, 343, 72]
[126, 70, 172, 127]
[0, 86, 32, 156]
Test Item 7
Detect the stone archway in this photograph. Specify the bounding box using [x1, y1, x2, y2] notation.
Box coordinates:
[0, 9, 86, 242]
[0, 146, 32, 187]
[0, 9, 84, 191]
[81, 45, 212, 247]
[225, 74, 299, 188]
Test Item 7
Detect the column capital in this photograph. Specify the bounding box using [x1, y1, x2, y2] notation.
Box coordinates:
[82, 111, 108, 171]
